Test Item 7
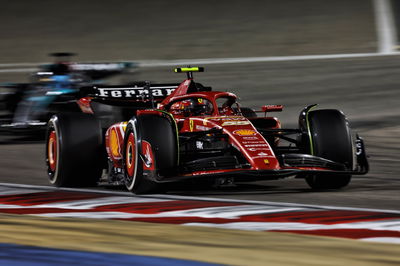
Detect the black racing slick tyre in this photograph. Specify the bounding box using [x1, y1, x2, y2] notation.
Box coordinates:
[305, 109, 353, 189]
[123, 114, 178, 194]
[46, 113, 104, 187]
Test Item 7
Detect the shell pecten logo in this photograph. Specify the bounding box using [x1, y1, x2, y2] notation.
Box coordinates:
[233, 129, 257, 136]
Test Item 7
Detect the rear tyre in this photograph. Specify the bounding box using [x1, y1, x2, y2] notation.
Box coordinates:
[305, 109, 353, 189]
[123, 114, 178, 194]
[46, 113, 103, 187]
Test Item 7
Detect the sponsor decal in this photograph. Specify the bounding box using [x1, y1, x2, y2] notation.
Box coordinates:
[233, 129, 257, 136]
[243, 136, 259, 140]
[204, 116, 246, 123]
[109, 128, 120, 158]
[244, 144, 268, 147]
[257, 152, 269, 156]
[189, 119, 194, 132]
[196, 141, 204, 150]
[96, 86, 176, 98]
[248, 148, 269, 151]
[222, 121, 251, 126]
[196, 125, 211, 131]
[221, 117, 247, 121]
[142, 140, 154, 170]
[264, 159, 270, 165]
[242, 141, 265, 144]
[252, 156, 275, 159]
[106, 123, 126, 161]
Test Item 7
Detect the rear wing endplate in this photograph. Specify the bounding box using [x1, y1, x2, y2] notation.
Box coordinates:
[80, 83, 178, 102]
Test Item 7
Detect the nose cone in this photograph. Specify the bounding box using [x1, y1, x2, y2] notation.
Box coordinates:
[218, 118, 280, 170]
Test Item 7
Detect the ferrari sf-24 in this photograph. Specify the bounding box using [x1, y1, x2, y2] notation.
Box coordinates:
[45, 67, 368, 193]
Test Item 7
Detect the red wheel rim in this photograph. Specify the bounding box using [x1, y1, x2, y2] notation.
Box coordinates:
[126, 132, 136, 177]
[48, 131, 57, 172]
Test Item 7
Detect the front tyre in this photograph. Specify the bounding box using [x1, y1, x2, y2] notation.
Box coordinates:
[305, 109, 353, 189]
[123, 114, 178, 194]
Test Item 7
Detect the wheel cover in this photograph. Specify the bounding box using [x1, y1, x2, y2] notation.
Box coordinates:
[125, 132, 137, 190]
[47, 131, 57, 172]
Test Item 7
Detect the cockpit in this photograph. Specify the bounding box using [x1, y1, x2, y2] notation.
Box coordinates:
[166, 94, 242, 117]
[168, 97, 214, 117]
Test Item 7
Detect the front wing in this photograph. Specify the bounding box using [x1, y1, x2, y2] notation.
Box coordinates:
[150, 136, 369, 183]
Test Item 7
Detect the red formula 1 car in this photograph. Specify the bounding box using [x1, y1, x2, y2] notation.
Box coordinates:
[45, 67, 368, 193]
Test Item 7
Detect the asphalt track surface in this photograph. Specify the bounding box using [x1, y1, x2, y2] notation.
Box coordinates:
[1, 57, 400, 211]
[1, 0, 400, 265]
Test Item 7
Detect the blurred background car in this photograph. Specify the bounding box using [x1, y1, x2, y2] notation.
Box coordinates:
[0, 52, 137, 139]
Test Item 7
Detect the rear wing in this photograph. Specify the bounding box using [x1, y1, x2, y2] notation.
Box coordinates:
[80, 82, 178, 105]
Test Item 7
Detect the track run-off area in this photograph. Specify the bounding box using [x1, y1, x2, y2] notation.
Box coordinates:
[0, 183, 399, 266]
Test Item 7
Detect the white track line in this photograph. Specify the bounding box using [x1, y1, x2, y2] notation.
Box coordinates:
[1, 182, 400, 214]
[136, 52, 400, 67]
[0, 68, 37, 73]
[373, 0, 398, 54]
[1, 52, 400, 73]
